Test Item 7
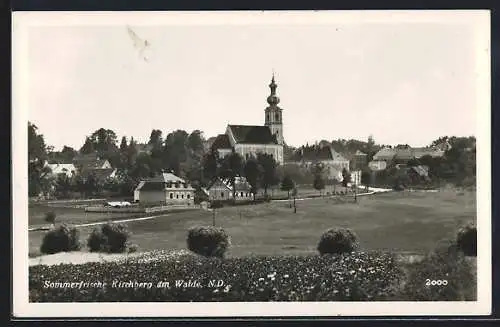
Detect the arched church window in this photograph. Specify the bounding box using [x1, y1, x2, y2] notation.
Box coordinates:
[275, 113, 279, 121]
[267, 114, 270, 122]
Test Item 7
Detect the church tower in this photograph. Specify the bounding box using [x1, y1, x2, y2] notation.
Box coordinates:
[264, 74, 284, 145]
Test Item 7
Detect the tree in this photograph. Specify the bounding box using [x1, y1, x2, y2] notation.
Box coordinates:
[219, 151, 244, 200]
[84, 172, 100, 197]
[202, 150, 219, 185]
[313, 172, 326, 196]
[187, 130, 205, 154]
[119, 136, 128, 152]
[80, 136, 95, 154]
[243, 157, 263, 200]
[148, 129, 163, 147]
[312, 162, 326, 196]
[257, 153, 278, 196]
[44, 211, 56, 227]
[361, 170, 371, 191]
[91, 128, 119, 155]
[54, 173, 73, 198]
[163, 130, 189, 175]
[28, 122, 52, 197]
[341, 168, 351, 188]
[280, 174, 295, 199]
[127, 137, 138, 168]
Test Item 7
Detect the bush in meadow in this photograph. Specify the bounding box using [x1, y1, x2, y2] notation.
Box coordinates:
[400, 240, 476, 301]
[456, 222, 477, 257]
[187, 226, 230, 258]
[44, 211, 56, 225]
[87, 222, 133, 253]
[317, 228, 359, 255]
[40, 224, 81, 255]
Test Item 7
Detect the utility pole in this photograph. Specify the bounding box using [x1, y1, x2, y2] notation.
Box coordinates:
[354, 179, 357, 203]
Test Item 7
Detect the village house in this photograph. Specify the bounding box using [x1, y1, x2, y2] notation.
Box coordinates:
[351, 150, 368, 170]
[206, 176, 253, 202]
[393, 164, 431, 185]
[134, 172, 195, 205]
[372, 142, 450, 164]
[44, 162, 77, 178]
[73, 153, 112, 170]
[211, 75, 285, 164]
[292, 145, 350, 182]
[72, 153, 117, 184]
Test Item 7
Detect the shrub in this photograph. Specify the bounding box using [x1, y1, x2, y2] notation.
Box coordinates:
[187, 226, 230, 258]
[44, 211, 56, 224]
[87, 222, 131, 253]
[317, 228, 359, 255]
[456, 222, 477, 256]
[29, 252, 402, 302]
[400, 241, 476, 301]
[40, 224, 81, 255]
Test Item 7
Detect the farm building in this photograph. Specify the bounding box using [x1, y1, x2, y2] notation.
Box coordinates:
[44, 162, 77, 178]
[134, 173, 195, 206]
[207, 176, 253, 202]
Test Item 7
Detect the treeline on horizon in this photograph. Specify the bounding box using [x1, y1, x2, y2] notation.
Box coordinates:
[28, 122, 477, 199]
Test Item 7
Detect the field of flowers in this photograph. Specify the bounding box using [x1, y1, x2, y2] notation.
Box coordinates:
[30, 251, 404, 302]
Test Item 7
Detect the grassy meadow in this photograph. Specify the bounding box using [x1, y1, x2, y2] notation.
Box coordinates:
[29, 189, 476, 257]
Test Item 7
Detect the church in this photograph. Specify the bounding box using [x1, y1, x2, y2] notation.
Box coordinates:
[211, 75, 285, 165]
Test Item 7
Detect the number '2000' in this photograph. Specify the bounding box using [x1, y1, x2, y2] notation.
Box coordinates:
[425, 279, 448, 286]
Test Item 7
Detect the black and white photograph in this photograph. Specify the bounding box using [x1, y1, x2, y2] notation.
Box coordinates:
[12, 10, 491, 317]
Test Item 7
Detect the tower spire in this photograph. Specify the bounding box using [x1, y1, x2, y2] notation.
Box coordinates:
[268, 73, 279, 100]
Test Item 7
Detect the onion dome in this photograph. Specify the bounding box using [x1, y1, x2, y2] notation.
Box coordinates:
[267, 75, 280, 105]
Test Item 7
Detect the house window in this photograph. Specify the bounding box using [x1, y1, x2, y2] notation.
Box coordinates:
[170, 193, 173, 199]
[267, 114, 270, 122]
[221, 192, 224, 198]
[176, 194, 179, 199]
[187, 194, 191, 199]
[240, 192, 244, 197]
[181, 194, 185, 199]
[275, 113, 279, 121]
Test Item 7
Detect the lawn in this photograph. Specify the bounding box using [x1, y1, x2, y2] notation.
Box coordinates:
[29, 204, 143, 228]
[29, 189, 476, 257]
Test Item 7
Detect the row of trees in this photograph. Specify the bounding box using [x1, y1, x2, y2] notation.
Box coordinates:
[29, 121, 477, 199]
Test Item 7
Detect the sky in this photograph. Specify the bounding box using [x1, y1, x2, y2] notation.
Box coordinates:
[20, 11, 488, 151]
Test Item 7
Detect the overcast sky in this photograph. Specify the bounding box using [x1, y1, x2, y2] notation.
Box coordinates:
[19, 11, 488, 151]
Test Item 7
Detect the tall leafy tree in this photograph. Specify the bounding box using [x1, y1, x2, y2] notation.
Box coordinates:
[202, 150, 219, 185]
[148, 129, 163, 147]
[361, 170, 371, 190]
[28, 122, 52, 197]
[219, 151, 244, 199]
[257, 153, 278, 196]
[188, 130, 205, 154]
[119, 136, 128, 151]
[280, 174, 295, 199]
[244, 157, 263, 200]
[163, 130, 189, 175]
[80, 136, 95, 154]
[127, 137, 138, 168]
[312, 163, 326, 196]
